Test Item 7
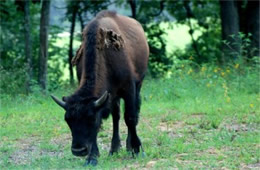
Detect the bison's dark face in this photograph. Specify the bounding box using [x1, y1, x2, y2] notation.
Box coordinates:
[51, 91, 109, 157]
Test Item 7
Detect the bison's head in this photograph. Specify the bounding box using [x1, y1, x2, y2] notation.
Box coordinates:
[51, 91, 109, 157]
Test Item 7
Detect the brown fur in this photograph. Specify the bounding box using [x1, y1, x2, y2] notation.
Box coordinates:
[61, 11, 149, 164]
[74, 10, 149, 98]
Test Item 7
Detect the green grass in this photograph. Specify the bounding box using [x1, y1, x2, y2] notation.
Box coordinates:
[0, 64, 259, 169]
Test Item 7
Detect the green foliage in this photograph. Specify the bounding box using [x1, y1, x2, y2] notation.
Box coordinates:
[0, 1, 41, 94]
[47, 26, 69, 91]
[0, 1, 69, 94]
[0, 0, 258, 94]
[65, 0, 110, 21]
[223, 32, 259, 62]
[1, 64, 259, 169]
[145, 23, 170, 77]
[166, 0, 222, 64]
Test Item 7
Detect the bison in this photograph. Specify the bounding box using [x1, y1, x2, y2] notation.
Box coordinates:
[51, 10, 149, 166]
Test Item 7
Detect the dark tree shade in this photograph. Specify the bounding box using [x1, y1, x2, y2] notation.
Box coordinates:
[220, 0, 240, 61]
[183, 0, 202, 63]
[24, 0, 32, 93]
[245, 0, 259, 57]
[128, 0, 136, 19]
[68, 7, 77, 85]
[39, 0, 51, 90]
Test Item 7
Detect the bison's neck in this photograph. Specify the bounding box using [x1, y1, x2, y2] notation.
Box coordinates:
[79, 52, 107, 98]
[77, 21, 107, 98]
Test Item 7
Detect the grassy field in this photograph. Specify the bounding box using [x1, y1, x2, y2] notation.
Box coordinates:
[0, 64, 259, 169]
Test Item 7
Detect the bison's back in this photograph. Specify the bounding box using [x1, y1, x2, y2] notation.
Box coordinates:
[97, 11, 149, 82]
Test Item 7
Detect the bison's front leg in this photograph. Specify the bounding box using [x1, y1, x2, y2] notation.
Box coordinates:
[84, 141, 99, 166]
[109, 99, 121, 155]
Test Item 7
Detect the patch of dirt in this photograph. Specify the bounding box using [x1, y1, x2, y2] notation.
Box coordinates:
[120, 159, 168, 170]
[190, 113, 205, 118]
[225, 123, 249, 132]
[175, 158, 205, 169]
[9, 134, 69, 165]
[158, 121, 185, 132]
[196, 147, 227, 159]
[220, 120, 259, 133]
[158, 121, 184, 138]
[146, 160, 157, 168]
[240, 162, 260, 169]
[98, 137, 111, 151]
[50, 133, 71, 147]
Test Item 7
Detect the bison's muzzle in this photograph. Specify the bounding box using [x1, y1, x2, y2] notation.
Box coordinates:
[71, 147, 89, 157]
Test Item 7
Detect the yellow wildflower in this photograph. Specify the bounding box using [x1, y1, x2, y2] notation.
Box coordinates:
[221, 72, 225, 77]
[226, 69, 230, 73]
[201, 66, 206, 72]
[188, 68, 193, 75]
[222, 83, 228, 97]
[218, 108, 222, 111]
[234, 64, 239, 69]
[226, 97, 231, 103]
[250, 104, 254, 108]
[214, 68, 218, 73]
[222, 83, 227, 88]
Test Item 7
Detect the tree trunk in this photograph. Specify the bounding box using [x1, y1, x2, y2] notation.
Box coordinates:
[183, 1, 202, 63]
[128, 0, 136, 19]
[38, 0, 51, 90]
[68, 8, 77, 85]
[245, 0, 259, 57]
[220, 0, 241, 61]
[24, 0, 32, 94]
[78, 12, 84, 32]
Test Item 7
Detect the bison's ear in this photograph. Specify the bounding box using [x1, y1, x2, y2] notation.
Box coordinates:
[62, 96, 69, 102]
[94, 91, 109, 108]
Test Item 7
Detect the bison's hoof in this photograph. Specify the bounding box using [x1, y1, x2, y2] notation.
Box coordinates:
[84, 158, 98, 166]
[131, 151, 146, 158]
[131, 145, 146, 158]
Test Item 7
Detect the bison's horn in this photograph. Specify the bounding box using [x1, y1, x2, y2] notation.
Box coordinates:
[94, 91, 108, 107]
[51, 95, 66, 109]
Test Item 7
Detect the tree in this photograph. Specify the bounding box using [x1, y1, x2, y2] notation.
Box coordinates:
[220, 0, 259, 61]
[165, 0, 221, 64]
[238, 0, 259, 58]
[220, 0, 240, 61]
[68, 6, 77, 85]
[66, 1, 80, 85]
[128, 0, 136, 19]
[65, 0, 110, 83]
[245, 1, 259, 57]
[39, 0, 51, 90]
[183, 0, 202, 62]
[24, 0, 33, 93]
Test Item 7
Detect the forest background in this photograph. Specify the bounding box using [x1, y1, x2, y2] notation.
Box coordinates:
[0, 0, 259, 169]
[1, 0, 259, 93]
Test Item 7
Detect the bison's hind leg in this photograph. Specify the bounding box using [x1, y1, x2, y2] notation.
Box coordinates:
[123, 81, 144, 156]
